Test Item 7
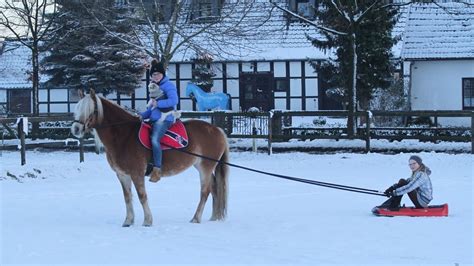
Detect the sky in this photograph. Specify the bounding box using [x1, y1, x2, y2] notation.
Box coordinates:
[1, 149, 472, 265]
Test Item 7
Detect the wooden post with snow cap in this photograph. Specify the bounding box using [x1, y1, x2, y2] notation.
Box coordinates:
[79, 137, 84, 163]
[267, 111, 273, 155]
[252, 120, 257, 153]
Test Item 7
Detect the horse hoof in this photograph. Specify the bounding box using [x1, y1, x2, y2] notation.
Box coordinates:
[142, 222, 153, 227]
[190, 218, 201, 223]
[122, 219, 134, 227]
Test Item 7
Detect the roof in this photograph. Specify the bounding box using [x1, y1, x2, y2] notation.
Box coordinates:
[157, 0, 331, 62]
[0, 41, 32, 89]
[1, 1, 472, 90]
[401, 2, 474, 60]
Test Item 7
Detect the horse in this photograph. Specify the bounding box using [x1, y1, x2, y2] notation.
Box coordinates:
[186, 83, 231, 111]
[70, 90, 229, 227]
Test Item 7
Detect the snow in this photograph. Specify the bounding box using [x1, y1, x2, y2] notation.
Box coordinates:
[402, 2, 474, 60]
[231, 138, 472, 153]
[0, 42, 32, 89]
[1, 150, 472, 265]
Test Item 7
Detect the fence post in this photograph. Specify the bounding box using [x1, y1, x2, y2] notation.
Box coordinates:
[267, 111, 273, 155]
[365, 111, 371, 153]
[252, 120, 257, 153]
[79, 137, 84, 163]
[18, 118, 26, 165]
[471, 112, 474, 154]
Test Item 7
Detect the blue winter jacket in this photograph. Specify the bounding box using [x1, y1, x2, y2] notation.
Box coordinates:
[394, 169, 433, 207]
[140, 76, 178, 123]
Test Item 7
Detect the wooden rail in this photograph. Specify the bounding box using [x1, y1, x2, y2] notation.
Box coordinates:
[1, 110, 473, 165]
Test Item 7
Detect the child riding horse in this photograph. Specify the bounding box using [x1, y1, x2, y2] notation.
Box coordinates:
[71, 90, 229, 226]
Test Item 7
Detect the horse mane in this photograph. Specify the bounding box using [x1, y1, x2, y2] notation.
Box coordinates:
[99, 97, 138, 122]
[74, 94, 139, 125]
[74, 94, 104, 123]
[187, 83, 205, 97]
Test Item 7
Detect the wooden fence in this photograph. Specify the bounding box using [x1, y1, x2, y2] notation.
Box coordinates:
[1, 110, 473, 165]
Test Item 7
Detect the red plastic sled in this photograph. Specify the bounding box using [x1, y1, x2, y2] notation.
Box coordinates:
[372, 204, 449, 217]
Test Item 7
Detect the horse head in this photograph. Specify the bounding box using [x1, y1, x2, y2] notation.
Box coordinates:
[186, 83, 206, 99]
[71, 89, 104, 138]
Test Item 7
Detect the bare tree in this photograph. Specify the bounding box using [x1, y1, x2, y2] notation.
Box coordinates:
[270, 0, 408, 135]
[91, 0, 276, 67]
[0, 0, 57, 116]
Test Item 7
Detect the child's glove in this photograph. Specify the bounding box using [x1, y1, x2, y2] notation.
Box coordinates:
[146, 99, 157, 108]
[384, 190, 395, 197]
[384, 184, 397, 194]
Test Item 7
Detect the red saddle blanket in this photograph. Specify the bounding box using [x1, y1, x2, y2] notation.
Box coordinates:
[138, 120, 189, 150]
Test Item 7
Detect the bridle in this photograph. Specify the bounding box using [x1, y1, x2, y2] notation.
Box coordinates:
[73, 93, 99, 133]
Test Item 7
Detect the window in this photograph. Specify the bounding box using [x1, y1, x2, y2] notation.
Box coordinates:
[133, 0, 175, 23]
[198, 0, 212, 17]
[289, 0, 316, 20]
[275, 78, 289, 92]
[115, 0, 129, 6]
[69, 89, 82, 102]
[8, 90, 31, 114]
[189, 0, 223, 23]
[463, 78, 474, 110]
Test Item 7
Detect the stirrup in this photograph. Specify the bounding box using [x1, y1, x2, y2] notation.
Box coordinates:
[145, 163, 154, 176]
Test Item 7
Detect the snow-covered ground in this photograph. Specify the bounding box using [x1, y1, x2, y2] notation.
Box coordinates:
[1, 150, 472, 265]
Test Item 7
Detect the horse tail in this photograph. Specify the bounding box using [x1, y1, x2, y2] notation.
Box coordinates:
[212, 131, 229, 220]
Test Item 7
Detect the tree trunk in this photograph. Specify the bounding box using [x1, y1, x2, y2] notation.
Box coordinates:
[32, 46, 39, 116]
[347, 32, 358, 137]
[31, 45, 40, 137]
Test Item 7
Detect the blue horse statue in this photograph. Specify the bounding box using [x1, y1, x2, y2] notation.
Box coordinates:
[186, 83, 231, 111]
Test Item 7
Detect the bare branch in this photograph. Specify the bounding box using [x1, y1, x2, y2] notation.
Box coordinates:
[354, 0, 383, 23]
[330, 0, 350, 22]
[269, 0, 348, 36]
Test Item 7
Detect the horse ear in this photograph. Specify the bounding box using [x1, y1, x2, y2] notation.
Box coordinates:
[90, 88, 96, 99]
[78, 89, 85, 99]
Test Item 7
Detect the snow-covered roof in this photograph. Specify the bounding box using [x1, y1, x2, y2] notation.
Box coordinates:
[391, 5, 410, 58]
[401, 2, 474, 60]
[1, 2, 473, 90]
[161, 0, 330, 62]
[0, 41, 33, 89]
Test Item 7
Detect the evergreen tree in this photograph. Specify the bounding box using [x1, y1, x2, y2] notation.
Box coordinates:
[41, 0, 145, 95]
[311, 0, 398, 110]
[191, 54, 215, 93]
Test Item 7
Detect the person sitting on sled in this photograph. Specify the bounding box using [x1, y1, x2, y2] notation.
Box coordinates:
[381, 155, 433, 210]
[139, 59, 178, 183]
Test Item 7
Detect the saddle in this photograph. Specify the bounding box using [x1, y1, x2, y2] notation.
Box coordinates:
[138, 120, 189, 150]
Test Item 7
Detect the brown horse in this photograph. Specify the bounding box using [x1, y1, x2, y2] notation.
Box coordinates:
[71, 90, 229, 227]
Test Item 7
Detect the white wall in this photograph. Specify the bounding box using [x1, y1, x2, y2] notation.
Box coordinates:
[0, 89, 6, 102]
[410, 59, 474, 126]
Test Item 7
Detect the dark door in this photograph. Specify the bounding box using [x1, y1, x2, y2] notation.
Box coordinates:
[8, 89, 31, 114]
[318, 78, 343, 110]
[239, 72, 274, 111]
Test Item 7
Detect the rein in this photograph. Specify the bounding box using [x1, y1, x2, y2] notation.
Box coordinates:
[76, 93, 385, 197]
[162, 142, 387, 197]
